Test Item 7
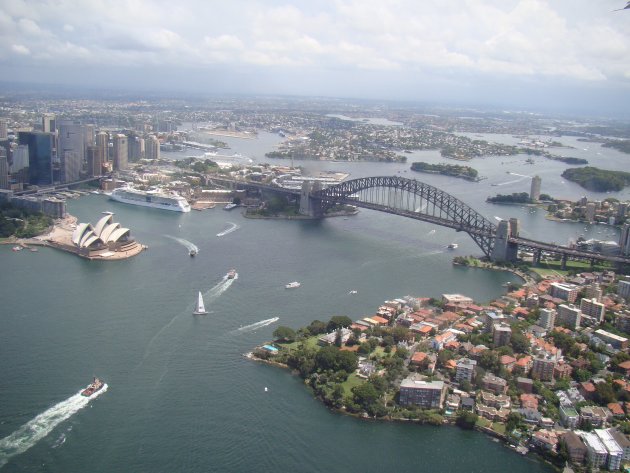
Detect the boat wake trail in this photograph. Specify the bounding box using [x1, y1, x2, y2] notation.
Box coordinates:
[204, 274, 238, 304]
[232, 317, 279, 334]
[216, 222, 240, 237]
[426, 229, 436, 236]
[164, 235, 199, 254]
[0, 385, 108, 468]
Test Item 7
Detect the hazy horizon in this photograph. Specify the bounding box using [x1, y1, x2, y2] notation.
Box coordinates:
[2, 0, 629, 117]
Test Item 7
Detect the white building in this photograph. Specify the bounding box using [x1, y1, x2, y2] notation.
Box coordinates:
[538, 308, 556, 330]
[580, 298, 606, 323]
[580, 432, 608, 469]
[557, 304, 581, 330]
[595, 429, 623, 471]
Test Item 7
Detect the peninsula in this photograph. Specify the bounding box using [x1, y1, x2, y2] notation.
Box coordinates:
[250, 268, 630, 472]
[562, 167, 630, 192]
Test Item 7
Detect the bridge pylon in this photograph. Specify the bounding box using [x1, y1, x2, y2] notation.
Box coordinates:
[491, 218, 520, 263]
[299, 180, 322, 217]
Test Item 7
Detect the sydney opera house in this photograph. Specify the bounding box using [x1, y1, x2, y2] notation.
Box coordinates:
[68, 213, 144, 258]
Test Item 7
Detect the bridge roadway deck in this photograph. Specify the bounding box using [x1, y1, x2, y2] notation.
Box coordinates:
[209, 177, 630, 265]
[511, 237, 630, 265]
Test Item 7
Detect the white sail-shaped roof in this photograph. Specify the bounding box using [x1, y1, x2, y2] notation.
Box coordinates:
[72, 223, 91, 245]
[79, 229, 96, 247]
[94, 214, 113, 237]
[99, 223, 121, 242]
[107, 227, 130, 243]
[82, 235, 102, 248]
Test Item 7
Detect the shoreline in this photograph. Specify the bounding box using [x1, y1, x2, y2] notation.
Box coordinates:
[4, 214, 147, 260]
[245, 352, 549, 466]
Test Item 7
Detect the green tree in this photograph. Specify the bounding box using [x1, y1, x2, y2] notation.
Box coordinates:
[272, 326, 296, 342]
[307, 320, 327, 335]
[327, 316, 353, 332]
[352, 383, 380, 411]
[509, 330, 529, 354]
[595, 382, 616, 405]
[456, 411, 478, 430]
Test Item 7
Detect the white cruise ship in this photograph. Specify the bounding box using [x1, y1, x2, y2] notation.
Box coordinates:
[110, 188, 191, 212]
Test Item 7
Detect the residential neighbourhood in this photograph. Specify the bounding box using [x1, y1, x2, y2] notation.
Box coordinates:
[254, 271, 630, 471]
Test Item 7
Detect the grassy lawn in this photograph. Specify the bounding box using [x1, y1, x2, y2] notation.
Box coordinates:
[340, 373, 365, 395]
[530, 258, 610, 278]
[476, 417, 492, 429]
[492, 422, 506, 435]
[277, 336, 320, 352]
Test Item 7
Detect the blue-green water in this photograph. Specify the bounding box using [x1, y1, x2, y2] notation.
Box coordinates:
[7, 128, 626, 472]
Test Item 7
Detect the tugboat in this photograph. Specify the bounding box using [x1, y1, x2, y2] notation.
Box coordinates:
[227, 269, 237, 279]
[81, 377, 105, 397]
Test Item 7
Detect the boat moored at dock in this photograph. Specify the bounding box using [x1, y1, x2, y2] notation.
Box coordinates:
[110, 187, 191, 212]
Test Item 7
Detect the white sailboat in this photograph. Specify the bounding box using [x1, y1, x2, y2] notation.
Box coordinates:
[193, 291, 207, 315]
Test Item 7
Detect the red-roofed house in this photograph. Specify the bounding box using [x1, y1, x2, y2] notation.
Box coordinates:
[579, 382, 596, 400]
[618, 360, 630, 377]
[500, 355, 517, 372]
[608, 403, 625, 417]
[520, 393, 539, 410]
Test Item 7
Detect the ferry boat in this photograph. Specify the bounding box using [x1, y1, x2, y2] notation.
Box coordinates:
[227, 269, 237, 279]
[447, 243, 458, 250]
[285, 281, 301, 289]
[81, 377, 105, 397]
[110, 187, 191, 212]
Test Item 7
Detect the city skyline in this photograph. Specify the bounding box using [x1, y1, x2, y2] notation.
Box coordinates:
[1, 0, 629, 116]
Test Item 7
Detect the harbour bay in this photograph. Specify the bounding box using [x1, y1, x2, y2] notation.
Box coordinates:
[3, 130, 628, 472]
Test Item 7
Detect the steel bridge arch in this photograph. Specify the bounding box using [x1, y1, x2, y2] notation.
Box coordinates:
[311, 176, 498, 257]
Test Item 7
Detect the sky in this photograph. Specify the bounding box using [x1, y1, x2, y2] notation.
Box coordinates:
[1, 0, 630, 115]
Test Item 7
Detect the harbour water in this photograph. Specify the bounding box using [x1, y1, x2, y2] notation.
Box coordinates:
[3, 129, 627, 472]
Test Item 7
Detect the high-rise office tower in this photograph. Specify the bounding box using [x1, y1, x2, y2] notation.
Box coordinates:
[42, 114, 56, 133]
[145, 135, 160, 160]
[58, 120, 85, 183]
[530, 175, 541, 201]
[84, 124, 95, 148]
[0, 148, 8, 189]
[0, 119, 7, 140]
[18, 131, 55, 185]
[128, 134, 144, 162]
[86, 146, 102, 177]
[113, 134, 128, 171]
[620, 224, 630, 256]
[96, 132, 109, 166]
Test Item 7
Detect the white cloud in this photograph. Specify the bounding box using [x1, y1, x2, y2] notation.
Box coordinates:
[11, 44, 30, 55]
[0, 0, 628, 95]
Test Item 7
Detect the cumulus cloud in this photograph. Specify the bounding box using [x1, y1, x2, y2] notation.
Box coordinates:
[0, 0, 629, 101]
[11, 44, 30, 56]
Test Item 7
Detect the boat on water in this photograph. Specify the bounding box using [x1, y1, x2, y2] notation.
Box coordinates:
[348, 290, 358, 295]
[110, 187, 191, 212]
[224, 203, 238, 210]
[189, 249, 197, 257]
[12, 246, 22, 252]
[193, 291, 207, 315]
[285, 281, 301, 289]
[81, 377, 104, 397]
[447, 243, 458, 250]
[227, 269, 237, 279]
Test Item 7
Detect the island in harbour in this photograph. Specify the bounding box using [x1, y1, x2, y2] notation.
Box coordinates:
[410, 162, 481, 181]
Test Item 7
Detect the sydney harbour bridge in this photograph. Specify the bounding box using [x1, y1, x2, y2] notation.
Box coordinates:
[212, 175, 630, 268]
